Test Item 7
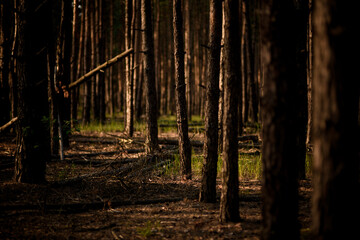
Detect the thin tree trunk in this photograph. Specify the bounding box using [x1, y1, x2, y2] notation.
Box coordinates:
[260, 1, 300, 239]
[82, 0, 91, 124]
[141, 0, 159, 154]
[173, 0, 192, 180]
[98, 0, 106, 124]
[200, 0, 222, 203]
[125, 0, 134, 136]
[219, 0, 241, 223]
[218, 3, 225, 152]
[312, 0, 360, 239]
[15, 0, 52, 183]
[184, 0, 192, 121]
[70, 0, 80, 128]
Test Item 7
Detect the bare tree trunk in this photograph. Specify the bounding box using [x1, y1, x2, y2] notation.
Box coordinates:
[125, 0, 134, 136]
[0, 0, 12, 125]
[70, 0, 80, 128]
[141, 0, 159, 154]
[260, 1, 300, 239]
[294, 0, 309, 180]
[218, 3, 225, 152]
[312, 0, 360, 239]
[219, 0, 241, 223]
[15, 0, 52, 183]
[199, 0, 222, 203]
[173, 0, 192, 180]
[184, 0, 192, 121]
[82, 0, 91, 124]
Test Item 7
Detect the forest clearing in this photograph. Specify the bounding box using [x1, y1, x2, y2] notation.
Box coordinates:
[1, 0, 358, 239]
[1, 122, 313, 239]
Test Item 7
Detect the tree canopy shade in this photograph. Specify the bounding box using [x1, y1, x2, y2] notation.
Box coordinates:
[312, 0, 360, 239]
[14, 0, 52, 183]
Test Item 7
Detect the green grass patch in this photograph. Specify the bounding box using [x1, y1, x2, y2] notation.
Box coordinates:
[163, 152, 262, 180]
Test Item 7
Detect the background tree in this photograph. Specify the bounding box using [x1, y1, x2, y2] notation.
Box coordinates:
[312, 0, 360, 238]
[141, 0, 159, 154]
[14, 0, 52, 183]
[260, 1, 300, 239]
[200, 0, 222, 203]
[219, 0, 241, 223]
[125, 0, 134, 136]
[173, 0, 192, 180]
[0, 0, 12, 126]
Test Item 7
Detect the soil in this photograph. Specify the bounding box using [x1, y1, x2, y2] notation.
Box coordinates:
[0, 130, 312, 239]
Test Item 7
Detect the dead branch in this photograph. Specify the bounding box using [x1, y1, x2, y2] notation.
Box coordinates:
[0, 117, 18, 133]
[68, 48, 133, 89]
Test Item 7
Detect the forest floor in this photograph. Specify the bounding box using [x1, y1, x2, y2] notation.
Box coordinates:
[0, 128, 313, 239]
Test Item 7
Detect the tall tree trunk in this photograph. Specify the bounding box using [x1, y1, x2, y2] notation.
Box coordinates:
[219, 0, 241, 223]
[82, 0, 91, 124]
[173, 0, 192, 180]
[184, 0, 192, 121]
[15, 0, 52, 183]
[218, 3, 225, 152]
[98, 0, 106, 124]
[200, 0, 222, 203]
[260, 1, 300, 239]
[141, 0, 159, 154]
[312, 0, 360, 239]
[55, 0, 72, 148]
[70, 0, 80, 128]
[244, 0, 259, 123]
[294, 0, 309, 180]
[0, 0, 12, 125]
[125, 0, 134, 136]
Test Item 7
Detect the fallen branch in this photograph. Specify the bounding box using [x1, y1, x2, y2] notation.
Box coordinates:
[68, 48, 133, 89]
[0, 117, 18, 133]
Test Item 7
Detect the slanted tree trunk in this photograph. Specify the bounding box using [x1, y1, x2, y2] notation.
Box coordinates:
[312, 0, 360, 239]
[141, 0, 159, 154]
[219, 0, 241, 223]
[173, 0, 192, 180]
[15, 0, 52, 183]
[199, 0, 222, 203]
[260, 1, 300, 239]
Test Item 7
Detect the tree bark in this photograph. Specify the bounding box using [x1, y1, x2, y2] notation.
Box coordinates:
[15, 0, 52, 183]
[125, 0, 134, 136]
[173, 0, 192, 180]
[260, 1, 300, 239]
[200, 0, 222, 203]
[141, 0, 159, 154]
[184, 0, 192, 121]
[219, 0, 241, 223]
[0, 0, 12, 125]
[312, 0, 360, 239]
[294, 0, 309, 180]
[82, 0, 91, 124]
